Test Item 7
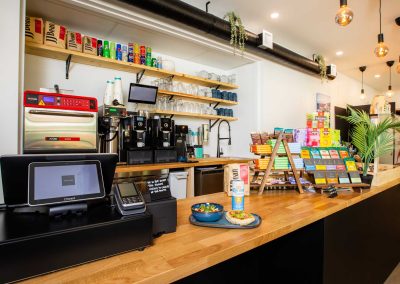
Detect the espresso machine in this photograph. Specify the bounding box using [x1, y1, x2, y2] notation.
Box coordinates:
[174, 125, 189, 162]
[98, 105, 127, 158]
[147, 116, 177, 163]
[120, 114, 153, 165]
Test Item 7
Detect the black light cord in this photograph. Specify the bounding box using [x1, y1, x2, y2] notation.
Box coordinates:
[379, 0, 382, 34]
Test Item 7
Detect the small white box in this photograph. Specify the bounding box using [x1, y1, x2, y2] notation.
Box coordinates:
[258, 30, 273, 49]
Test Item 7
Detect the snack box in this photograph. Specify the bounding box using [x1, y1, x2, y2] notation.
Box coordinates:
[44, 21, 67, 49]
[338, 172, 350, 184]
[294, 128, 307, 147]
[304, 159, 316, 171]
[320, 128, 332, 147]
[83, 36, 97, 55]
[310, 149, 322, 159]
[66, 31, 82, 52]
[349, 172, 362, 184]
[25, 16, 43, 44]
[329, 149, 340, 159]
[250, 132, 262, 145]
[326, 171, 338, 184]
[306, 128, 320, 147]
[314, 171, 327, 185]
[301, 148, 311, 159]
[332, 130, 341, 146]
[250, 144, 272, 155]
[344, 158, 358, 172]
[339, 149, 349, 159]
[320, 149, 331, 159]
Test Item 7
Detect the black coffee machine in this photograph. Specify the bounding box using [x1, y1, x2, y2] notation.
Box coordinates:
[147, 116, 177, 163]
[120, 114, 153, 165]
[175, 125, 188, 162]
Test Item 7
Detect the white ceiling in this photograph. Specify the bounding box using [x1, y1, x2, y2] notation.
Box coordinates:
[184, 0, 400, 93]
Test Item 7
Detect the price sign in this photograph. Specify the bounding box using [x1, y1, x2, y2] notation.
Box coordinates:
[146, 177, 171, 201]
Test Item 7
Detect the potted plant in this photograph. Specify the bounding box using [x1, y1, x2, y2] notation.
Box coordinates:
[224, 11, 248, 54]
[338, 106, 400, 186]
[313, 54, 328, 82]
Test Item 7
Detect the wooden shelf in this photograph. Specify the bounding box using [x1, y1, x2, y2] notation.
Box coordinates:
[313, 183, 370, 189]
[25, 42, 239, 90]
[154, 109, 237, 121]
[157, 90, 238, 106]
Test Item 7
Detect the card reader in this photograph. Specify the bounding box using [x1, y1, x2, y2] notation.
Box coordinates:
[114, 183, 146, 215]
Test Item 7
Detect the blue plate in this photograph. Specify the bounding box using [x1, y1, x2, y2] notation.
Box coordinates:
[189, 211, 261, 229]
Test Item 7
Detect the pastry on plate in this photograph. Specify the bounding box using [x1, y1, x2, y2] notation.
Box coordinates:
[225, 210, 256, 226]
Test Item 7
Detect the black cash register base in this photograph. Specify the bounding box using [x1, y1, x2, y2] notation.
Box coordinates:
[0, 154, 153, 283]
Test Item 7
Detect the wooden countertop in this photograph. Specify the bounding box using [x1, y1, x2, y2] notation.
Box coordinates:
[115, 157, 253, 173]
[23, 178, 400, 284]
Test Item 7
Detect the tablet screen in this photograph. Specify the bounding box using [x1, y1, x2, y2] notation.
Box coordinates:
[28, 160, 105, 206]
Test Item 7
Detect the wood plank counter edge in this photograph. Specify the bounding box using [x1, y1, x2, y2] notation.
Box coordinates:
[22, 178, 400, 284]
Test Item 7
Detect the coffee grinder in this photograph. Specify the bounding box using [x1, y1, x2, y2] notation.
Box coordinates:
[148, 116, 177, 163]
[120, 114, 153, 164]
[174, 125, 189, 162]
[98, 105, 127, 159]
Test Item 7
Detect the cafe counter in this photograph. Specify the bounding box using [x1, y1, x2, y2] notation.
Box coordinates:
[23, 178, 400, 284]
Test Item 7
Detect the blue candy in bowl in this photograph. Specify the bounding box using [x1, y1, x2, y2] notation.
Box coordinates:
[191, 203, 224, 222]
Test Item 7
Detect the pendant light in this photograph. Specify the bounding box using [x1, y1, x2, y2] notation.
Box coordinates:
[335, 0, 353, 26]
[359, 66, 366, 100]
[374, 0, 389, 57]
[386, 60, 394, 98]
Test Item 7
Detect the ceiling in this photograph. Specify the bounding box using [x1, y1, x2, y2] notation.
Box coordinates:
[183, 0, 400, 93]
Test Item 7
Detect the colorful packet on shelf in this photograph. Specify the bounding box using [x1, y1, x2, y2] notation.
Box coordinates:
[314, 171, 327, 185]
[326, 171, 338, 184]
[320, 149, 331, 159]
[301, 148, 311, 159]
[344, 158, 357, 172]
[311, 149, 322, 159]
[349, 172, 362, 184]
[329, 149, 340, 159]
[338, 172, 350, 184]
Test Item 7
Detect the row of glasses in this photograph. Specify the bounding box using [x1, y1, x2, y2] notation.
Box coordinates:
[152, 78, 213, 97]
[156, 97, 218, 115]
[197, 71, 237, 84]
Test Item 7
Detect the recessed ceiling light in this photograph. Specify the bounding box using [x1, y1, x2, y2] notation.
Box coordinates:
[270, 12, 279, 19]
[374, 74, 381, 78]
[336, 51, 344, 56]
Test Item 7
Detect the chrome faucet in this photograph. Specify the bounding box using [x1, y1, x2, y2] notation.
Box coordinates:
[217, 119, 231, 158]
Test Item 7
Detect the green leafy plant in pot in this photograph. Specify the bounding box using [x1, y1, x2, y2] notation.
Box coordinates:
[338, 106, 400, 185]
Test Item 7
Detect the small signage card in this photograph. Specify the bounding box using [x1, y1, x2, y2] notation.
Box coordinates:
[146, 177, 171, 201]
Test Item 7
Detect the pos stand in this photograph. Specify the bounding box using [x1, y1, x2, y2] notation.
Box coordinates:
[13, 202, 88, 217]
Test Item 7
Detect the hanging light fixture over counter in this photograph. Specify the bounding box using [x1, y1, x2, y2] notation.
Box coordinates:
[335, 0, 353, 26]
[359, 66, 366, 100]
[374, 0, 389, 57]
[386, 61, 394, 98]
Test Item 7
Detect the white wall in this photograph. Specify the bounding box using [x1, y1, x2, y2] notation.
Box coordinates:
[227, 59, 379, 158]
[0, 0, 24, 204]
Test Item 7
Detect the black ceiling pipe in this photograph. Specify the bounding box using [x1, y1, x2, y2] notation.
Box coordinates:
[119, 0, 329, 78]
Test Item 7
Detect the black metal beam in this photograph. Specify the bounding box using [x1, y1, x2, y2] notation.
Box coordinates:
[119, 0, 332, 79]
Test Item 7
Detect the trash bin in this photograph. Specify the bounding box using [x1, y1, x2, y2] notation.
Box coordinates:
[168, 171, 189, 199]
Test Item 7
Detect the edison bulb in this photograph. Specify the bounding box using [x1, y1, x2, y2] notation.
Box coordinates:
[335, 6, 353, 26]
[360, 91, 366, 100]
[386, 90, 393, 98]
[374, 42, 389, 57]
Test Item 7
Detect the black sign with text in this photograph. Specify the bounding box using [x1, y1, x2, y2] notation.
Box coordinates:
[146, 177, 171, 201]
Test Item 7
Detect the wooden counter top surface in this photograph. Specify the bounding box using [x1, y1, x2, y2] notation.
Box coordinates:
[115, 157, 253, 173]
[23, 178, 400, 284]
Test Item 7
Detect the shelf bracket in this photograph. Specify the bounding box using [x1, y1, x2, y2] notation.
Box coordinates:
[214, 85, 221, 90]
[168, 95, 174, 101]
[136, 70, 145, 83]
[209, 119, 220, 130]
[66, 55, 72, 79]
[213, 102, 220, 109]
[169, 114, 174, 119]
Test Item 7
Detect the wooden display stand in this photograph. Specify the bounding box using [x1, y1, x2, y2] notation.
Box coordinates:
[257, 133, 304, 195]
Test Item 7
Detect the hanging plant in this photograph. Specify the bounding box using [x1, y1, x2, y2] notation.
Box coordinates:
[224, 12, 248, 54]
[313, 54, 328, 82]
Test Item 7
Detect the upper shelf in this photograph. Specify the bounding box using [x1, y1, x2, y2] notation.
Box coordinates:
[25, 42, 239, 90]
